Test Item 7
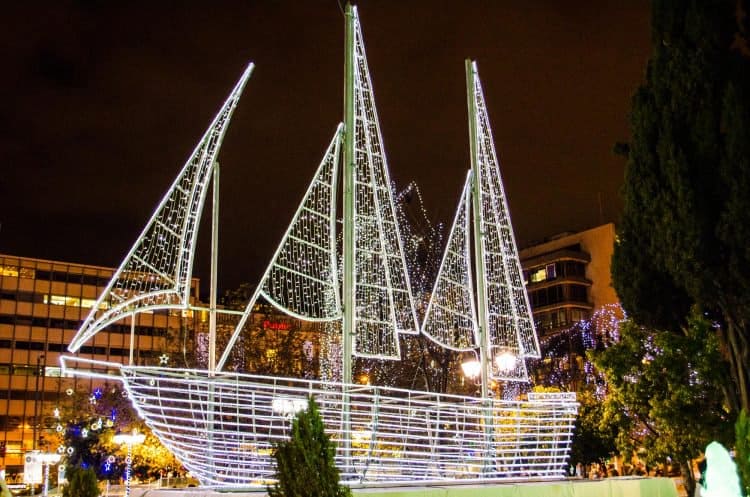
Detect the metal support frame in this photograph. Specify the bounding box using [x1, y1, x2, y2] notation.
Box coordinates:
[209, 162, 219, 375]
[112, 366, 577, 487]
[465, 60, 494, 475]
[342, 1, 356, 472]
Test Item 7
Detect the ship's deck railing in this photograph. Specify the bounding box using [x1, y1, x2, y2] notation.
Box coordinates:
[59, 357, 577, 487]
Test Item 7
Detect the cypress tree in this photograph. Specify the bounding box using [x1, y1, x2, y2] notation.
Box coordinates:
[61, 466, 100, 497]
[268, 397, 351, 497]
[614, 0, 750, 414]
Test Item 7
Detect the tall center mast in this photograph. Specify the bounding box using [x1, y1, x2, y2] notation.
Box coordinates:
[342, 3, 356, 387]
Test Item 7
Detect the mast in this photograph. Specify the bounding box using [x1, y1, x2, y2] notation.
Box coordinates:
[341, 2, 356, 473]
[342, 3, 355, 387]
[465, 60, 491, 399]
[209, 162, 219, 375]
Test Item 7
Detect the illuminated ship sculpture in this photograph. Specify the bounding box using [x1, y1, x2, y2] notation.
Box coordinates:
[61, 5, 577, 487]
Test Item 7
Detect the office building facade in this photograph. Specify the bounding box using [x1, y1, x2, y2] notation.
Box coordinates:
[0, 254, 200, 472]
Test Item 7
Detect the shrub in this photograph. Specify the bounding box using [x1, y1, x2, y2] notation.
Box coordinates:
[61, 465, 100, 497]
[268, 397, 351, 497]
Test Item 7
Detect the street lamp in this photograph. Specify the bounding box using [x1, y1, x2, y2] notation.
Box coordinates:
[113, 429, 145, 497]
[460, 351, 481, 380]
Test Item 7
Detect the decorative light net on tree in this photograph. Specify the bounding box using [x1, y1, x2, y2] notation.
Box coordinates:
[421, 172, 478, 351]
[68, 63, 254, 353]
[351, 10, 419, 359]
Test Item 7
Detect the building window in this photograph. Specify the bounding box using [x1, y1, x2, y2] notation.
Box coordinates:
[546, 263, 556, 280]
[529, 267, 546, 283]
[570, 308, 588, 322]
[0, 265, 35, 279]
[569, 285, 588, 303]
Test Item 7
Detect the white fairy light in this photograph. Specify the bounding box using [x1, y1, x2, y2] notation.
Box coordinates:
[469, 67, 541, 366]
[422, 172, 478, 351]
[494, 350, 517, 372]
[67, 63, 255, 353]
[64, 359, 577, 487]
[58, 7, 578, 490]
[349, 9, 419, 358]
[423, 63, 543, 383]
[461, 359, 481, 379]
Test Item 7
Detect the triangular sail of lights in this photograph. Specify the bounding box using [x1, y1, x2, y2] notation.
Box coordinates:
[422, 61, 539, 383]
[421, 171, 478, 351]
[350, 5, 419, 359]
[68, 63, 255, 353]
[469, 61, 540, 380]
[217, 126, 343, 369]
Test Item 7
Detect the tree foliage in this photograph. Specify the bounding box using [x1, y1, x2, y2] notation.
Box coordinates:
[217, 285, 318, 377]
[569, 388, 618, 468]
[268, 397, 351, 497]
[61, 466, 100, 497]
[613, 0, 750, 413]
[58, 384, 182, 482]
[591, 314, 733, 496]
[736, 409, 750, 497]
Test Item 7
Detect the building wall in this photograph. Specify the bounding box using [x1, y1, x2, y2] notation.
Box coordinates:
[0, 254, 199, 472]
[519, 223, 618, 336]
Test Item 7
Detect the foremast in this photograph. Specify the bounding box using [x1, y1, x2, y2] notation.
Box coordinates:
[67, 62, 254, 355]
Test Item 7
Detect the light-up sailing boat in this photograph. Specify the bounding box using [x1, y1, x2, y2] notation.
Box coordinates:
[61, 5, 577, 487]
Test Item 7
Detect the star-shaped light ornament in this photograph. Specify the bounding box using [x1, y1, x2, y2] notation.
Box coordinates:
[53, 408, 60, 418]
[159, 354, 170, 365]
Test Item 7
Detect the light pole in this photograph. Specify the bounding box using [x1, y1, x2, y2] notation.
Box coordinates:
[32, 354, 45, 453]
[113, 429, 145, 497]
[36, 452, 60, 497]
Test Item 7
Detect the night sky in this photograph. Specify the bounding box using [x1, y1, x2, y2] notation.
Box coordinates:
[1, 1, 651, 296]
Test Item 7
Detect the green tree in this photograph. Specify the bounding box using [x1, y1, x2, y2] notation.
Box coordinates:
[268, 397, 351, 497]
[613, 0, 750, 414]
[58, 384, 182, 481]
[569, 388, 618, 470]
[591, 314, 733, 496]
[61, 466, 100, 497]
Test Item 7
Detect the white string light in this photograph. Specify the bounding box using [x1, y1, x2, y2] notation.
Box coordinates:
[470, 69, 541, 366]
[61, 357, 576, 487]
[258, 126, 343, 321]
[421, 172, 478, 351]
[351, 9, 419, 360]
[68, 63, 255, 353]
